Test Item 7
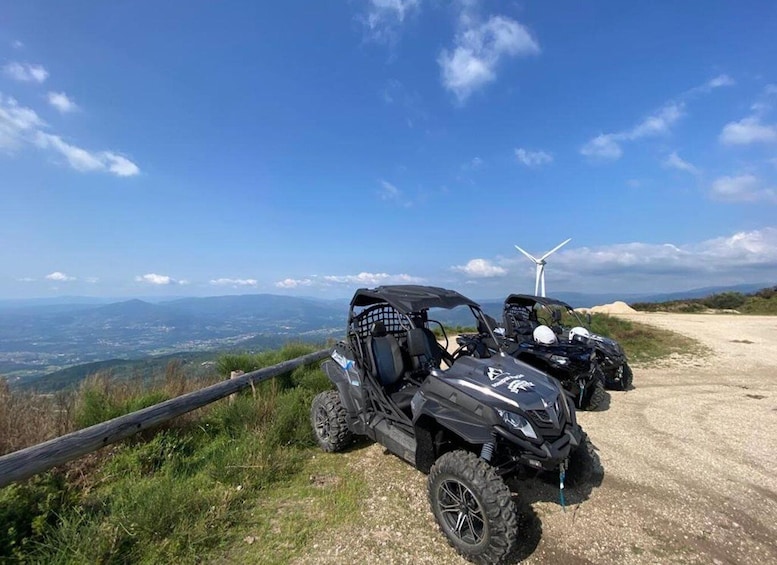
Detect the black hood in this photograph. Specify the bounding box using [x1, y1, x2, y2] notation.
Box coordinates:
[438, 354, 563, 413]
[590, 332, 626, 358]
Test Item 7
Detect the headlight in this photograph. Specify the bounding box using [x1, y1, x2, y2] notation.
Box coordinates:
[496, 409, 537, 439]
[549, 354, 569, 366]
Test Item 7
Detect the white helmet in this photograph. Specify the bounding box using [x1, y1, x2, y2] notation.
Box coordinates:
[569, 326, 590, 343]
[533, 325, 557, 345]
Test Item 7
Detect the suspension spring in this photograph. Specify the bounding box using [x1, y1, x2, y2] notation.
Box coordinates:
[480, 441, 495, 462]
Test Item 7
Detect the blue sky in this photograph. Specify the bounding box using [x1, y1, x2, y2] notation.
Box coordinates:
[1, 1, 776, 300]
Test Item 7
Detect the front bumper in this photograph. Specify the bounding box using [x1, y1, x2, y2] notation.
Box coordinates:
[494, 424, 583, 471]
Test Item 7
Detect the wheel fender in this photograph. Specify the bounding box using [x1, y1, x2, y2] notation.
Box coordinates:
[413, 394, 494, 445]
[321, 359, 361, 417]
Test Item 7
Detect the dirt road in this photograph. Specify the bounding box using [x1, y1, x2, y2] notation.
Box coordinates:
[296, 314, 777, 564]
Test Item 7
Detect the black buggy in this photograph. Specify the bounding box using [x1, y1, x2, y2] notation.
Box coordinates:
[311, 285, 599, 564]
[501, 294, 633, 392]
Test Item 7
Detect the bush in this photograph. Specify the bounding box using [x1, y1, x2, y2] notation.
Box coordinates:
[75, 379, 169, 429]
[0, 472, 76, 560]
[702, 291, 746, 310]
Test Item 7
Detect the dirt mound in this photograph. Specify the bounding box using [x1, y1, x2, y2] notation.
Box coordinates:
[586, 301, 638, 315]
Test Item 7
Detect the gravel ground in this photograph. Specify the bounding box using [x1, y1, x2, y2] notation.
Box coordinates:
[294, 314, 777, 564]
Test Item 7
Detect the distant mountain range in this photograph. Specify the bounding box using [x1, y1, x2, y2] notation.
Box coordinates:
[0, 294, 346, 386]
[1, 283, 770, 387]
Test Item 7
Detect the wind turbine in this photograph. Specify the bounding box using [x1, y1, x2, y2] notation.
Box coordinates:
[514, 238, 571, 297]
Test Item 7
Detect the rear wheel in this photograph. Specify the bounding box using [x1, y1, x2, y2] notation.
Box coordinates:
[428, 451, 518, 565]
[310, 391, 352, 452]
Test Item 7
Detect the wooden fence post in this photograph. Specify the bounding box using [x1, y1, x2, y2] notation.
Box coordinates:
[229, 370, 244, 404]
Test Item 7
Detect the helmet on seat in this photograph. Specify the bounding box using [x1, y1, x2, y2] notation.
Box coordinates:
[533, 325, 558, 345]
[569, 326, 590, 343]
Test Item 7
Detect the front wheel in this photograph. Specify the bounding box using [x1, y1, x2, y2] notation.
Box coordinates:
[428, 451, 518, 565]
[565, 431, 604, 487]
[616, 363, 633, 391]
[580, 378, 605, 411]
[310, 391, 352, 452]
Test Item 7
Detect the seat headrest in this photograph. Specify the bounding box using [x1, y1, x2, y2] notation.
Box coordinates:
[370, 321, 387, 337]
[406, 327, 430, 357]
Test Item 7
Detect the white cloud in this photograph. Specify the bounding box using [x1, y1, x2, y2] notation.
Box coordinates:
[45, 271, 75, 282]
[629, 103, 684, 138]
[528, 228, 777, 289]
[47, 92, 78, 113]
[438, 13, 539, 103]
[11, 40, 24, 50]
[452, 259, 507, 278]
[360, 0, 420, 44]
[663, 151, 700, 175]
[17, 277, 36, 282]
[580, 134, 622, 160]
[515, 148, 553, 167]
[379, 179, 400, 200]
[35, 133, 140, 176]
[210, 278, 259, 287]
[3, 62, 48, 83]
[554, 228, 777, 277]
[35, 132, 103, 171]
[0, 94, 45, 150]
[275, 278, 313, 289]
[706, 74, 735, 89]
[710, 174, 776, 203]
[0, 95, 139, 176]
[323, 272, 424, 285]
[581, 103, 685, 161]
[719, 116, 777, 145]
[378, 179, 412, 206]
[498, 227, 777, 294]
[84, 277, 100, 284]
[135, 273, 186, 285]
[581, 74, 731, 162]
[103, 152, 140, 176]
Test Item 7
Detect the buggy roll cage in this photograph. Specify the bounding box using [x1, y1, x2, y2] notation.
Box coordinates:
[347, 285, 504, 366]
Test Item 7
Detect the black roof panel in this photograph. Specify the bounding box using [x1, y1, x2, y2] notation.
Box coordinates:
[351, 285, 479, 313]
[504, 294, 574, 309]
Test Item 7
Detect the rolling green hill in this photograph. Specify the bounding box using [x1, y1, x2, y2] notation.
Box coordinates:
[631, 285, 777, 314]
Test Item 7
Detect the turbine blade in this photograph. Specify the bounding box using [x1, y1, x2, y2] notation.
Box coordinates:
[540, 238, 572, 261]
[515, 245, 539, 263]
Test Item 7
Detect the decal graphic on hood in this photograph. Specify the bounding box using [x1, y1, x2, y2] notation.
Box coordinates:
[486, 367, 536, 394]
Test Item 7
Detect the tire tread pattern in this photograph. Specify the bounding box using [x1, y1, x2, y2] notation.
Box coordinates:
[428, 450, 519, 565]
[311, 390, 353, 452]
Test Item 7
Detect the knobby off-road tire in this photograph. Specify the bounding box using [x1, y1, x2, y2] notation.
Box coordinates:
[310, 390, 352, 453]
[616, 363, 633, 391]
[580, 377, 606, 411]
[428, 450, 519, 565]
[565, 431, 604, 487]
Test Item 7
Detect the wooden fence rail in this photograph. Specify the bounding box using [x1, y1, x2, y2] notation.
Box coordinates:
[0, 349, 329, 489]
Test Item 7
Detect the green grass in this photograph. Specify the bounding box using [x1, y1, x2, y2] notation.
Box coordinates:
[0, 343, 363, 564]
[588, 313, 705, 363]
[631, 285, 777, 315]
[433, 325, 477, 339]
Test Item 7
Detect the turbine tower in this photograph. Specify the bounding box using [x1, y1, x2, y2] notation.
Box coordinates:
[514, 238, 571, 297]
